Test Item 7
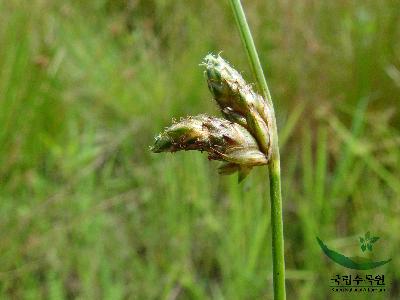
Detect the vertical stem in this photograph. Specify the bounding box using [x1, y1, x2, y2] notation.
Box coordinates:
[228, 1, 286, 299]
[267, 152, 286, 300]
[228, 0, 273, 107]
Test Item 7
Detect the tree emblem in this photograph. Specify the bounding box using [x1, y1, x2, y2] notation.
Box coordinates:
[360, 231, 380, 252]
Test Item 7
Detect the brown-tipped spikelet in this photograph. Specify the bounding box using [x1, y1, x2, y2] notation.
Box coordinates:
[151, 115, 267, 181]
[203, 54, 273, 160]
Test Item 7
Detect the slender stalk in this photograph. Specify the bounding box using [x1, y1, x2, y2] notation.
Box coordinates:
[228, 0, 286, 299]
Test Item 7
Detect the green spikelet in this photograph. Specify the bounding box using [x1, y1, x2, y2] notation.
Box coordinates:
[203, 54, 272, 160]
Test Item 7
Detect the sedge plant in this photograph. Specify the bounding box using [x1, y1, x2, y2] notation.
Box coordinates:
[151, 1, 286, 298]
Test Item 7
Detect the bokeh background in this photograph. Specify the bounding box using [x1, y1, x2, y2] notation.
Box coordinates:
[0, 1, 399, 299]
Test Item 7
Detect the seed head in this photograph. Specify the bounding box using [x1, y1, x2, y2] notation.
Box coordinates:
[151, 54, 273, 181]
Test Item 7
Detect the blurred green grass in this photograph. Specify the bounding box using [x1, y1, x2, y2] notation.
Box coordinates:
[0, 0, 399, 299]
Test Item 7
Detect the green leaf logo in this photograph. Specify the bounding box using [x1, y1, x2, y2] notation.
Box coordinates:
[317, 237, 391, 270]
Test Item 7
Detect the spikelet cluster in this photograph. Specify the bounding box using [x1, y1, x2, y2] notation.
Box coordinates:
[151, 54, 272, 181]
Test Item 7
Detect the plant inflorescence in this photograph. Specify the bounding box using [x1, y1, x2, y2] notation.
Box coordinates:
[151, 54, 273, 182]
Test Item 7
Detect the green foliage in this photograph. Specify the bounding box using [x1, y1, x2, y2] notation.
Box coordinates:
[0, 0, 399, 299]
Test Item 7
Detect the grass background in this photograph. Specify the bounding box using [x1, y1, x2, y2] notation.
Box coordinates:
[0, 0, 399, 299]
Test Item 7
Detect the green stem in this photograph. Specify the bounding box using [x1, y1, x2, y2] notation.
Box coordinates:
[228, 1, 286, 299]
[228, 0, 273, 107]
